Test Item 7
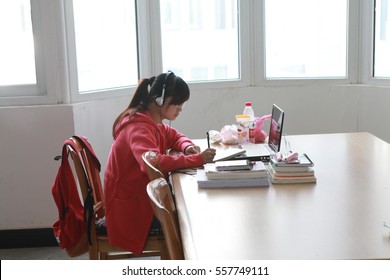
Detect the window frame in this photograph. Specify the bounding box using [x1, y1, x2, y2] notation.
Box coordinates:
[63, 0, 141, 103]
[255, 0, 360, 87]
[66, 0, 250, 100]
[362, 0, 390, 85]
[149, 0, 251, 90]
[0, 0, 63, 106]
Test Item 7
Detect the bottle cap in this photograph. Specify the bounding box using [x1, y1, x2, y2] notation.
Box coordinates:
[245, 102, 252, 106]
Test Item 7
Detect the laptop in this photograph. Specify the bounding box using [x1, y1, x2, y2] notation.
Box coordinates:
[238, 104, 285, 162]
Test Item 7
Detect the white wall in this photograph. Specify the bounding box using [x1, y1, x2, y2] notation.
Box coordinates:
[1, 84, 389, 230]
[178, 85, 360, 138]
[0, 105, 74, 229]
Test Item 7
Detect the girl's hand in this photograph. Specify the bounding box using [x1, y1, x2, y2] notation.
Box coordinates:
[184, 145, 201, 155]
[201, 148, 216, 163]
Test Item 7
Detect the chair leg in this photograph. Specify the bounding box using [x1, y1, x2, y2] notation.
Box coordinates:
[89, 246, 99, 260]
[100, 252, 109, 260]
[159, 239, 169, 260]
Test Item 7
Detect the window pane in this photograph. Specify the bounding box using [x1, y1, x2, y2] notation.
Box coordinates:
[265, 0, 348, 79]
[160, 0, 239, 82]
[73, 0, 138, 93]
[0, 0, 36, 86]
[374, 0, 390, 78]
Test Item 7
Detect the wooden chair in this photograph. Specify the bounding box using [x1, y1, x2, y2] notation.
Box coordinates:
[66, 136, 165, 259]
[142, 151, 164, 180]
[146, 177, 184, 260]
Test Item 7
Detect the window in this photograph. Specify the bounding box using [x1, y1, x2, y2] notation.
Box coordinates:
[0, 0, 36, 87]
[374, 0, 390, 78]
[1, 0, 388, 106]
[264, 0, 348, 79]
[160, 0, 239, 82]
[71, 0, 138, 93]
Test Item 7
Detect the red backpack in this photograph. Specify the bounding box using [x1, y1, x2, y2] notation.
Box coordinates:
[51, 136, 100, 257]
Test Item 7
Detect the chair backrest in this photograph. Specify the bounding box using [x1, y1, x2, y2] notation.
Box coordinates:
[65, 136, 105, 256]
[147, 177, 184, 260]
[67, 136, 105, 220]
[142, 151, 164, 180]
[66, 136, 163, 259]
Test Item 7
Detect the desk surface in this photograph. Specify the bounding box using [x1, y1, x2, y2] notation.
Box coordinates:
[172, 133, 390, 259]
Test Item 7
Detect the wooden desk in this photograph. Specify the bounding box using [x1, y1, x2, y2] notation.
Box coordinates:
[172, 133, 390, 259]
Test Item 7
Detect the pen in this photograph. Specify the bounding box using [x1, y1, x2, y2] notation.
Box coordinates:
[207, 132, 210, 148]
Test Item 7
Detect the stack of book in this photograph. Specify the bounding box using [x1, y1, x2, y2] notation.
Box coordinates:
[267, 153, 316, 184]
[196, 160, 269, 188]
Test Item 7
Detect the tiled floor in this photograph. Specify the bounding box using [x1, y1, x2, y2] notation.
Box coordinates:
[0, 246, 158, 260]
[0, 246, 88, 260]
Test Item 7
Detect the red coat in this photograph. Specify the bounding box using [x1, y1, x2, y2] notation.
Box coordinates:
[104, 111, 204, 255]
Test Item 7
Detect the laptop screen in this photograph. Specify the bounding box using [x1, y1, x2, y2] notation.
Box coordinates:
[268, 104, 284, 152]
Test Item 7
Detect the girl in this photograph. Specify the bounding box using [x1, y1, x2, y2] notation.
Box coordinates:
[104, 71, 215, 255]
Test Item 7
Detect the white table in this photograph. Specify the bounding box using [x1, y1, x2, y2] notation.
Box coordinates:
[172, 133, 390, 259]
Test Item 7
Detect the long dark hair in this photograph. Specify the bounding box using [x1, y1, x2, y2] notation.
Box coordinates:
[112, 72, 190, 138]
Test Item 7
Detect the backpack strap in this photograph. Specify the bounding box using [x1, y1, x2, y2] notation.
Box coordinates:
[84, 185, 94, 245]
[57, 142, 72, 220]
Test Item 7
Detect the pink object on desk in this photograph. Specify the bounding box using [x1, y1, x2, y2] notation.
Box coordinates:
[254, 114, 271, 143]
[285, 152, 299, 162]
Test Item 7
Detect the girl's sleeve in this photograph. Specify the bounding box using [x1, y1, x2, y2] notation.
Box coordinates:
[158, 125, 204, 173]
[165, 125, 195, 152]
[129, 124, 204, 176]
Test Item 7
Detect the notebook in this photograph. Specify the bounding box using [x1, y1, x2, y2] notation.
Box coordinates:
[215, 159, 253, 171]
[238, 104, 285, 162]
[213, 148, 246, 162]
[196, 169, 270, 188]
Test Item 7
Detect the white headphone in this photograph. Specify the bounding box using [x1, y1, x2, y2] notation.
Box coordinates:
[155, 71, 174, 107]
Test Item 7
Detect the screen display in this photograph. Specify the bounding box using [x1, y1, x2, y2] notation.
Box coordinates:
[268, 104, 284, 152]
